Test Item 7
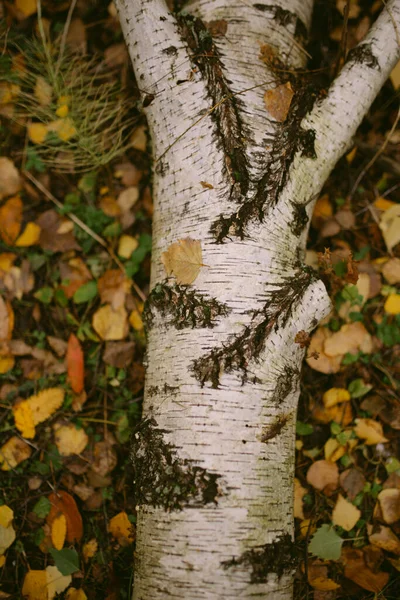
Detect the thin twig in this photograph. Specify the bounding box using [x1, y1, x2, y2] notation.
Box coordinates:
[23, 170, 147, 302]
[56, 0, 78, 75]
[348, 104, 400, 201]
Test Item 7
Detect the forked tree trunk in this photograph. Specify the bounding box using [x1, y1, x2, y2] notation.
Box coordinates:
[115, 0, 400, 598]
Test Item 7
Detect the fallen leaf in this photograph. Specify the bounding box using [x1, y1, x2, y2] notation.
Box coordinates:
[66, 18, 87, 53]
[309, 524, 343, 560]
[0, 252, 17, 272]
[324, 438, 346, 462]
[264, 82, 294, 122]
[98, 269, 130, 310]
[53, 423, 89, 456]
[0, 196, 22, 244]
[294, 477, 307, 519]
[34, 76, 52, 106]
[129, 309, 144, 331]
[108, 511, 134, 546]
[354, 418, 388, 445]
[91, 441, 118, 476]
[67, 334, 84, 394]
[377, 489, 400, 524]
[46, 565, 71, 600]
[15, 222, 41, 246]
[0, 506, 15, 555]
[103, 341, 135, 368]
[13, 388, 65, 439]
[306, 327, 342, 374]
[339, 468, 366, 501]
[47, 491, 83, 543]
[161, 238, 204, 285]
[381, 258, 400, 284]
[51, 513, 67, 551]
[21, 570, 48, 600]
[114, 162, 142, 187]
[15, 0, 37, 17]
[48, 118, 76, 141]
[92, 304, 128, 341]
[36, 210, 80, 253]
[307, 561, 340, 591]
[59, 258, 92, 298]
[342, 547, 389, 593]
[384, 294, 400, 315]
[391, 59, 400, 89]
[66, 589, 88, 600]
[12, 401, 35, 438]
[306, 460, 339, 494]
[2, 260, 35, 300]
[118, 234, 139, 259]
[0, 436, 32, 470]
[0, 158, 21, 200]
[368, 523, 400, 555]
[130, 125, 147, 152]
[47, 336, 67, 357]
[323, 388, 350, 408]
[82, 539, 98, 561]
[324, 322, 373, 357]
[379, 203, 400, 252]
[117, 186, 139, 213]
[28, 123, 48, 144]
[332, 494, 361, 531]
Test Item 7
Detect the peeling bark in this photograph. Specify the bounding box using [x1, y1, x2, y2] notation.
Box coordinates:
[115, 0, 400, 597]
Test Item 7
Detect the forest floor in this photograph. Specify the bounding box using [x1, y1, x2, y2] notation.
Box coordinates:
[0, 1, 399, 599]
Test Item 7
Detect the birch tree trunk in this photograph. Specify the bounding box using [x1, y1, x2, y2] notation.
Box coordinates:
[115, 0, 400, 598]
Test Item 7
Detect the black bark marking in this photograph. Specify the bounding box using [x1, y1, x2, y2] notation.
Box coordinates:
[144, 282, 230, 330]
[130, 418, 221, 510]
[162, 45, 178, 56]
[253, 4, 307, 42]
[211, 84, 318, 242]
[221, 533, 297, 581]
[290, 203, 309, 236]
[270, 366, 299, 405]
[146, 383, 179, 398]
[347, 44, 380, 69]
[259, 413, 291, 443]
[192, 270, 314, 387]
[177, 13, 250, 200]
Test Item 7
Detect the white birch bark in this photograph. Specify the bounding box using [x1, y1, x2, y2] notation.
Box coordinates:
[115, 0, 400, 598]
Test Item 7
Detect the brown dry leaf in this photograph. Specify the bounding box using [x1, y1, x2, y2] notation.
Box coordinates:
[66, 18, 87, 53]
[130, 125, 147, 152]
[82, 538, 98, 561]
[340, 468, 366, 501]
[323, 388, 350, 408]
[0, 506, 15, 557]
[91, 441, 118, 477]
[117, 186, 139, 213]
[72, 483, 95, 501]
[53, 422, 89, 456]
[114, 162, 142, 187]
[46, 565, 71, 600]
[36, 210, 80, 253]
[307, 562, 340, 591]
[92, 304, 128, 341]
[0, 297, 13, 341]
[0, 158, 21, 200]
[50, 513, 67, 550]
[105, 43, 128, 67]
[377, 489, 400, 524]
[324, 322, 373, 357]
[47, 490, 83, 543]
[379, 203, 400, 253]
[264, 82, 294, 122]
[306, 327, 342, 374]
[59, 257, 92, 298]
[21, 571, 48, 600]
[161, 238, 204, 285]
[342, 547, 389, 593]
[391, 60, 400, 89]
[0, 436, 32, 471]
[99, 195, 121, 217]
[15, 222, 41, 247]
[306, 460, 339, 494]
[108, 511, 135, 546]
[368, 523, 400, 555]
[354, 418, 388, 445]
[47, 336, 67, 357]
[332, 494, 361, 531]
[34, 76, 52, 106]
[3, 260, 35, 300]
[98, 269, 131, 310]
[381, 257, 400, 284]
[294, 477, 307, 519]
[0, 196, 22, 245]
[103, 341, 135, 368]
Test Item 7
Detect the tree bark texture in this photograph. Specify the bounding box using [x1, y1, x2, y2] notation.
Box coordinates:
[115, 0, 400, 598]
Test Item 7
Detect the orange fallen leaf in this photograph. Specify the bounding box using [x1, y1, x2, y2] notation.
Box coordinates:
[47, 490, 83, 543]
[342, 547, 389, 593]
[67, 334, 84, 394]
[108, 511, 135, 546]
[161, 238, 204, 285]
[0, 196, 22, 245]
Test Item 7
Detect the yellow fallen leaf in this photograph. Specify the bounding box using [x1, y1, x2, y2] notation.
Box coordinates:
[92, 305, 128, 341]
[0, 436, 32, 470]
[0, 158, 21, 200]
[0, 506, 13, 528]
[0, 356, 15, 374]
[384, 294, 400, 315]
[15, 0, 37, 17]
[21, 570, 48, 600]
[294, 477, 307, 519]
[0, 253, 16, 272]
[161, 238, 204, 285]
[368, 524, 400, 555]
[332, 494, 361, 531]
[354, 418, 388, 445]
[15, 222, 41, 247]
[57, 96, 71, 107]
[28, 388, 65, 425]
[28, 123, 48, 144]
[66, 589, 88, 600]
[48, 118, 76, 141]
[53, 423, 88, 456]
[0, 523, 15, 556]
[346, 147, 357, 164]
[374, 197, 396, 211]
[129, 309, 143, 331]
[118, 235, 139, 259]
[34, 76, 52, 106]
[323, 388, 350, 408]
[82, 538, 98, 562]
[13, 401, 35, 438]
[55, 105, 69, 118]
[309, 576, 340, 591]
[379, 203, 400, 253]
[324, 438, 346, 462]
[46, 565, 71, 600]
[0, 82, 20, 105]
[108, 511, 134, 546]
[51, 513, 67, 550]
[306, 460, 339, 493]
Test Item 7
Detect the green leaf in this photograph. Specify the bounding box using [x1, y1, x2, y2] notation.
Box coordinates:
[125, 233, 152, 277]
[296, 421, 313, 436]
[49, 548, 80, 575]
[348, 378, 372, 399]
[32, 496, 51, 519]
[78, 171, 97, 195]
[309, 524, 344, 560]
[34, 287, 53, 304]
[354, 245, 370, 261]
[386, 457, 400, 474]
[73, 281, 98, 304]
[330, 422, 341, 436]
[342, 352, 360, 365]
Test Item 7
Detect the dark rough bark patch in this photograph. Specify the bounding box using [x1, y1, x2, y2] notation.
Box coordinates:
[270, 366, 299, 405]
[144, 282, 230, 330]
[290, 203, 309, 236]
[259, 413, 291, 443]
[253, 4, 308, 42]
[211, 84, 319, 243]
[221, 533, 297, 581]
[176, 13, 250, 200]
[347, 44, 380, 70]
[130, 418, 221, 510]
[146, 383, 180, 398]
[192, 269, 315, 387]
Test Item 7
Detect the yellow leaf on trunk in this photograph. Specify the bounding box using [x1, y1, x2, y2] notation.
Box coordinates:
[161, 238, 204, 285]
